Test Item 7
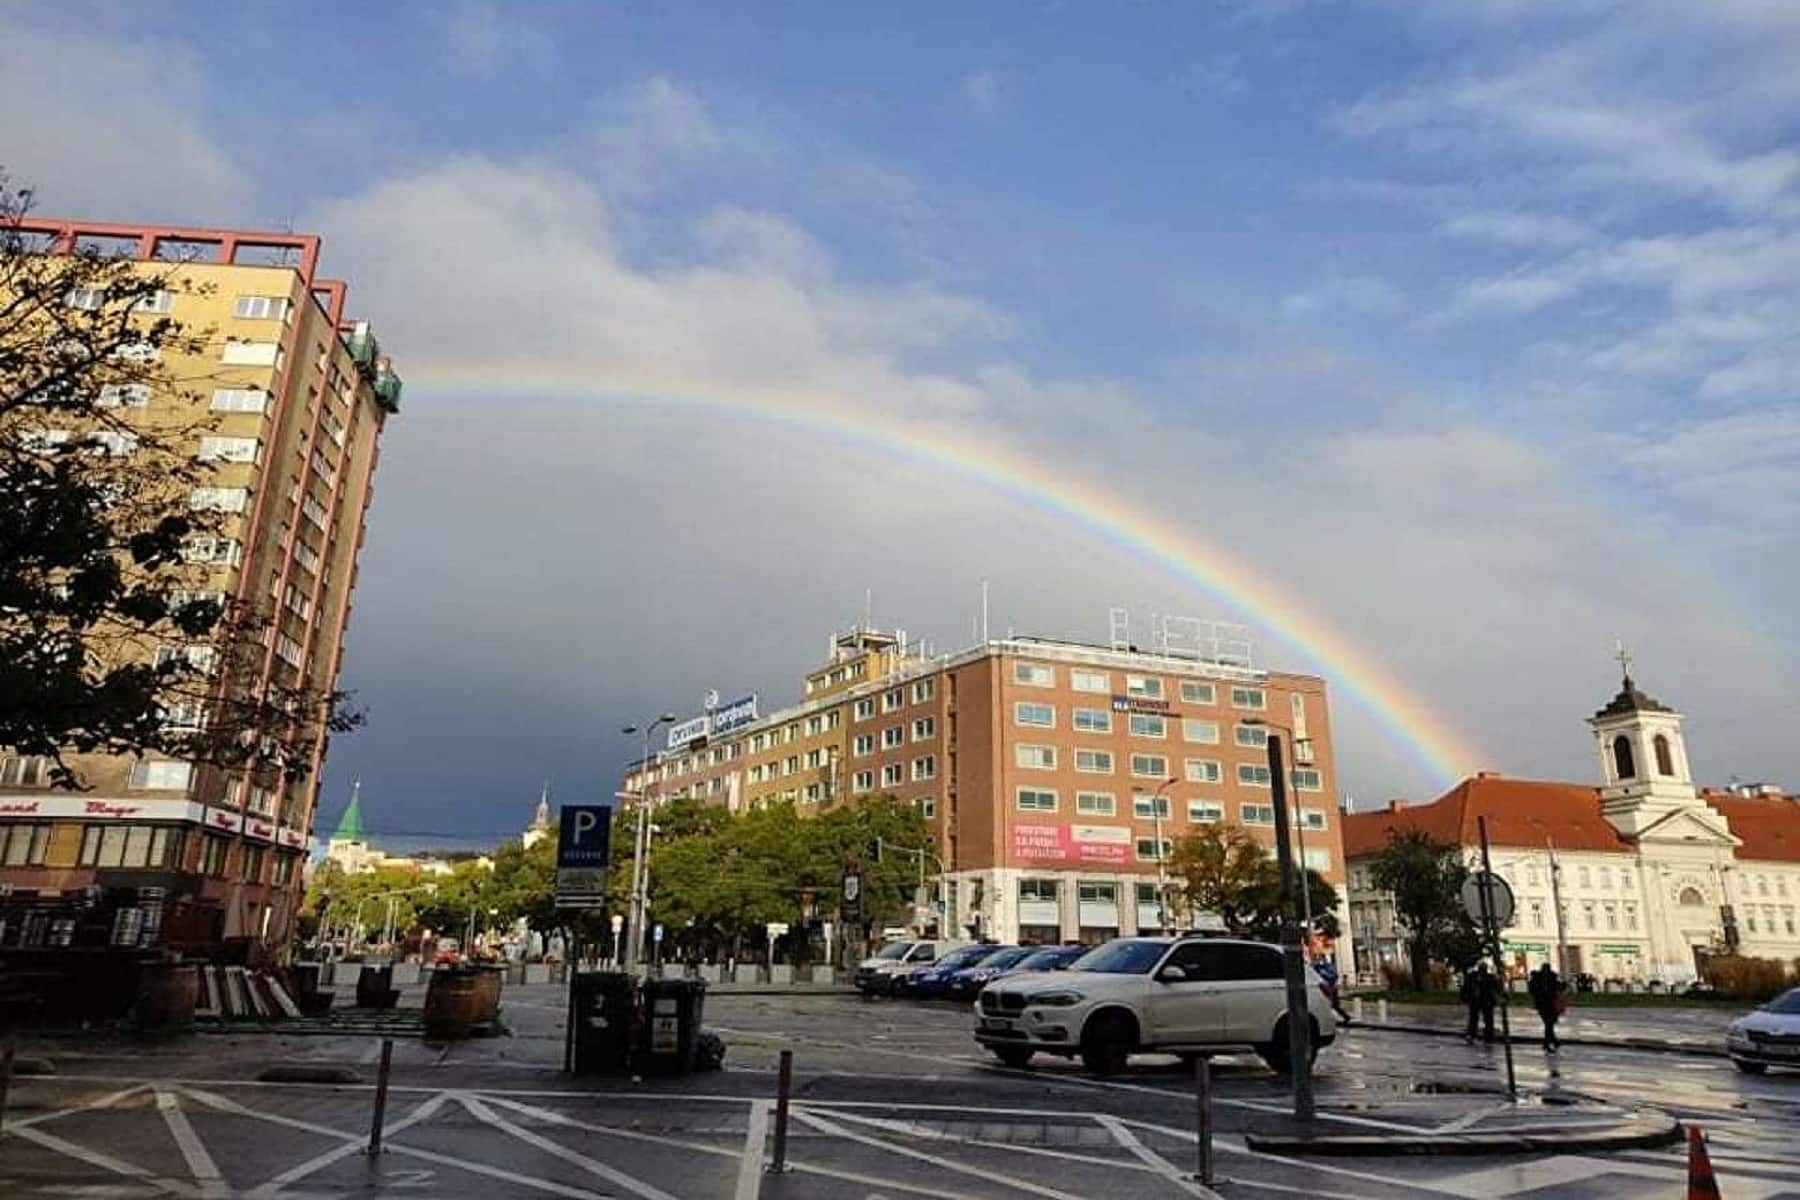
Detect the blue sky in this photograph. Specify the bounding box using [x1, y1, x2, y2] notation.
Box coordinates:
[5, 1, 1796, 845]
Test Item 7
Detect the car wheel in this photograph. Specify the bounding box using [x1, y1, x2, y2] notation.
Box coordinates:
[1259, 1017, 1321, 1076]
[1733, 1058, 1768, 1075]
[993, 1046, 1035, 1069]
[1081, 1011, 1134, 1075]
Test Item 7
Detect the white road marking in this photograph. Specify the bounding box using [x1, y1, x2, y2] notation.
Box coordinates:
[3, 1124, 198, 1198]
[815, 1108, 1165, 1174]
[1119, 1119, 1469, 1199]
[459, 1092, 682, 1200]
[155, 1090, 226, 1198]
[1095, 1114, 1219, 1198]
[733, 1098, 770, 1200]
[791, 1106, 1091, 1200]
[6, 1082, 154, 1130]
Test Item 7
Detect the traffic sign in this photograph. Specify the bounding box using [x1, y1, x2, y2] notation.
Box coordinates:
[1462, 871, 1515, 927]
[653, 923, 664, 943]
[765, 922, 790, 938]
[841, 870, 862, 923]
[555, 804, 613, 909]
[610, 914, 623, 933]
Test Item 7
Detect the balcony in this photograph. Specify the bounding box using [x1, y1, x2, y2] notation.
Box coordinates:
[373, 359, 403, 412]
[344, 320, 379, 367]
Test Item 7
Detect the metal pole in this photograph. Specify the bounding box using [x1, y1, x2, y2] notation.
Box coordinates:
[1153, 779, 1173, 933]
[625, 727, 652, 977]
[768, 1048, 793, 1173]
[0, 1029, 15, 1136]
[1265, 734, 1313, 1120]
[366, 1038, 393, 1155]
[1294, 799, 1314, 933]
[1477, 817, 1518, 1101]
[1547, 839, 1572, 978]
[563, 926, 578, 1073]
[1193, 1054, 1213, 1185]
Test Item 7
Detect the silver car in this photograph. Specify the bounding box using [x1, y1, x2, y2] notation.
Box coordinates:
[1726, 987, 1800, 1074]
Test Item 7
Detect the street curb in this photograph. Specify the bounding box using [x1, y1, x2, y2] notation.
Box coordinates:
[1353, 1020, 1727, 1059]
[9, 1056, 56, 1076]
[707, 987, 857, 997]
[1245, 1114, 1685, 1157]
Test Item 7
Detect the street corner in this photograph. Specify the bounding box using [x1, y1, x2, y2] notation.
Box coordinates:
[1242, 1088, 1685, 1157]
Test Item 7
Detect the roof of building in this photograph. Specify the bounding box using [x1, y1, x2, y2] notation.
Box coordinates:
[1592, 674, 1674, 720]
[329, 780, 366, 844]
[1700, 790, 1800, 863]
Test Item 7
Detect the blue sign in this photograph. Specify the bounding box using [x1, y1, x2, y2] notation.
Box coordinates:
[711, 694, 759, 736]
[653, 923, 664, 943]
[557, 805, 612, 868]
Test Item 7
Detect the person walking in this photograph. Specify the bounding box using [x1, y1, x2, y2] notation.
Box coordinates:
[1461, 962, 1498, 1043]
[1528, 962, 1566, 1052]
[1315, 956, 1351, 1024]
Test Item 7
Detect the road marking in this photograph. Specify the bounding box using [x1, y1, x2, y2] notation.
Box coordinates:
[3, 1124, 198, 1198]
[1095, 1114, 1219, 1198]
[185, 1087, 448, 1198]
[1119, 1119, 1469, 1199]
[156, 1090, 226, 1198]
[792, 1106, 1091, 1200]
[459, 1093, 682, 1200]
[734, 1098, 770, 1200]
[816, 1108, 1165, 1174]
[6, 1081, 154, 1130]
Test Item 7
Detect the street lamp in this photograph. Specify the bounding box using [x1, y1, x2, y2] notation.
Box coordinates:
[1145, 776, 1179, 932]
[1243, 719, 1318, 933]
[1244, 719, 1316, 1122]
[620, 714, 676, 976]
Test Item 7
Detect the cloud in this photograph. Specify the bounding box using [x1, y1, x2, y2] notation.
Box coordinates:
[438, 0, 555, 76]
[1440, 210, 1595, 249]
[1281, 274, 1401, 317]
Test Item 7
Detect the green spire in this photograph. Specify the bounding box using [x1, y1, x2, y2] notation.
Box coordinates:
[331, 778, 366, 843]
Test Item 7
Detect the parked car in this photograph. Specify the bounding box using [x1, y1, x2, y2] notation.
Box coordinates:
[973, 935, 1336, 1075]
[1726, 987, 1800, 1074]
[944, 945, 1039, 1000]
[854, 938, 966, 995]
[903, 944, 1013, 999]
[1005, 944, 1091, 976]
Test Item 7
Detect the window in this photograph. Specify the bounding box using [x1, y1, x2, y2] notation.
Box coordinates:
[1125, 674, 1163, 699]
[1302, 848, 1331, 871]
[198, 436, 260, 464]
[805, 715, 822, 736]
[1135, 837, 1172, 862]
[65, 286, 104, 310]
[1526, 864, 1541, 886]
[911, 755, 936, 781]
[1230, 687, 1266, 711]
[79, 824, 184, 870]
[1297, 808, 1327, 831]
[272, 852, 298, 887]
[1188, 800, 1224, 823]
[1237, 764, 1272, 787]
[1015, 662, 1054, 687]
[0, 755, 53, 787]
[190, 486, 249, 513]
[912, 717, 935, 740]
[1621, 867, 1633, 889]
[1076, 791, 1116, 816]
[912, 678, 934, 703]
[1578, 866, 1591, 888]
[852, 734, 874, 757]
[1599, 867, 1612, 889]
[1017, 788, 1057, 813]
[128, 760, 193, 791]
[853, 698, 874, 721]
[1133, 793, 1171, 819]
[136, 290, 174, 314]
[1071, 669, 1109, 693]
[881, 763, 903, 787]
[1015, 702, 1054, 728]
[1179, 681, 1216, 705]
[918, 796, 936, 820]
[233, 295, 289, 320]
[1529, 900, 1544, 930]
[1653, 734, 1675, 776]
[1074, 748, 1114, 773]
[1128, 713, 1166, 738]
[1130, 753, 1168, 778]
[1604, 903, 1618, 931]
[210, 387, 267, 413]
[0, 824, 50, 866]
[220, 339, 279, 366]
[1291, 768, 1323, 791]
[113, 339, 159, 362]
[852, 770, 874, 794]
[805, 748, 823, 768]
[804, 782, 822, 802]
[1612, 735, 1635, 779]
[1182, 719, 1219, 744]
[84, 429, 138, 457]
[824, 710, 841, 731]
[882, 726, 904, 749]
[98, 383, 151, 408]
[882, 688, 903, 712]
[241, 843, 266, 883]
[1234, 724, 1268, 748]
[1180, 759, 1224, 788]
[1072, 707, 1112, 733]
[1077, 881, 1117, 904]
[1021, 878, 1059, 903]
[784, 755, 800, 775]
[1016, 744, 1056, 770]
[1582, 902, 1596, 930]
[1241, 803, 1276, 826]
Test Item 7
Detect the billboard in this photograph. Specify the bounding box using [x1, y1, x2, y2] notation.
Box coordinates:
[711, 695, 759, 736]
[666, 716, 709, 748]
[1011, 822, 1131, 866]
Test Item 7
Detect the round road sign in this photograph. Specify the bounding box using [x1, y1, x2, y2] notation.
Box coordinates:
[1461, 871, 1515, 927]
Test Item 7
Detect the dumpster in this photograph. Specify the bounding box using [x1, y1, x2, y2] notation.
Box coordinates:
[569, 971, 636, 1075]
[423, 965, 502, 1039]
[637, 977, 707, 1074]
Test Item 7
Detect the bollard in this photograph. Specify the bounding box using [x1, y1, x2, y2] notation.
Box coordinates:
[0, 1030, 15, 1137]
[1192, 1054, 1214, 1186]
[1377, 998, 1389, 1025]
[767, 1048, 793, 1174]
[1351, 996, 1364, 1023]
[366, 1039, 393, 1156]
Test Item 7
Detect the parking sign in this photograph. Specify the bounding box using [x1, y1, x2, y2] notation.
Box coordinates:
[555, 804, 612, 909]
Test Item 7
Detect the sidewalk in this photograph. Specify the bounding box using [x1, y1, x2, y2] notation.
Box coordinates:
[1351, 999, 1729, 1057]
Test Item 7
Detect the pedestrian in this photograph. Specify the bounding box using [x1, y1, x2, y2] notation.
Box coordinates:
[1461, 963, 1498, 1043]
[1528, 962, 1566, 1052]
[1314, 956, 1351, 1023]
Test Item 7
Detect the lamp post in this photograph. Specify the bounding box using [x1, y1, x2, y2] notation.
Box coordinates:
[1243, 719, 1317, 935]
[1148, 776, 1178, 932]
[1263, 729, 1315, 1121]
[620, 714, 676, 977]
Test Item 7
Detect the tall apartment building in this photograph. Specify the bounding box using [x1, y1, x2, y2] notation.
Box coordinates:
[623, 624, 1348, 948]
[0, 220, 399, 955]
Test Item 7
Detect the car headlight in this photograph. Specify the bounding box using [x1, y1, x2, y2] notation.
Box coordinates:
[1031, 990, 1084, 1007]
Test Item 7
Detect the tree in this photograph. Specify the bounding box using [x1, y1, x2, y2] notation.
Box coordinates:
[1167, 822, 1273, 933]
[0, 179, 359, 789]
[1367, 828, 1479, 990]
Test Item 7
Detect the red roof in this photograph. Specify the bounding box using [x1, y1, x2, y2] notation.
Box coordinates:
[1345, 775, 1800, 863]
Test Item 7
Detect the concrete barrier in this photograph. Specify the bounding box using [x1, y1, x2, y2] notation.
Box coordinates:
[698, 964, 721, 983]
[390, 963, 419, 987]
[769, 964, 793, 985]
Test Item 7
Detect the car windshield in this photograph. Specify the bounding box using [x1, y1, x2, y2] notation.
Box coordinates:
[1764, 988, 1800, 1014]
[978, 947, 1034, 971]
[1016, 949, 1071, 971]
[936, 945, 993, 969]
[1068, 940, 1168, 975]
[875, 942, 914, 961]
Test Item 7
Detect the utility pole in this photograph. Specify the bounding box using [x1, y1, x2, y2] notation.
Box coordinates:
[621, 715, 676, 977]
[1547, 838, 1571, 976]
[1265, 733, 1314, 1121]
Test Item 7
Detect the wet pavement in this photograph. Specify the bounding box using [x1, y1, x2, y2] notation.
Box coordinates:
[1, 986, 1794, 1198]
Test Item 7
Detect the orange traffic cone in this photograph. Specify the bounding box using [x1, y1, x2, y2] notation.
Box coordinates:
[1687, 1125, 1722, 1200]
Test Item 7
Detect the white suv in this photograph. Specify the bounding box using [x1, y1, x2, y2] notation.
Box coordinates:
[973, 936, 1336, 1075]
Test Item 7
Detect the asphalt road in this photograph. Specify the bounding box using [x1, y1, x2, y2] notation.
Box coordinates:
[2, 987, 1795, 1198]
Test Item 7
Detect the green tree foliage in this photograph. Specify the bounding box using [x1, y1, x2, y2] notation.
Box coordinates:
[1367, 828, 1480, 990]
[0, 179, 359, 788]
[1167, 820, 1340, 938]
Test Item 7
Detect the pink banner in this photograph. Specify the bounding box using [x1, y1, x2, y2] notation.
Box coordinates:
[1011, 822, 1131, 866]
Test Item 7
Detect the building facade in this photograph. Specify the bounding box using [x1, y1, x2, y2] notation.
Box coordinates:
[0, 219, 399, 956]
[1343, 671, 1799, 986]
[622, 625, 1348, 947]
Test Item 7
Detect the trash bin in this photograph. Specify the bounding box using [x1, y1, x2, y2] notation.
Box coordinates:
[356, 963, 398, 1009]
[637, 977, 707, 1074]
[569, 971, 636, 1075]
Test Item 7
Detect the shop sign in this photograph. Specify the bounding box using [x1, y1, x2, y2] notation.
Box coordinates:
[1110, 695, 1173, 715]
[711, 695, 759, 736]
[1597, 943, 1642, 955]
[276, 826, 307, 850]
[0, 796, 205, 822]
[244, 818, 276, 842]
[204, 807, 244, 834]
[1502, 940, 1550, 952]
[1012, 822, 1131, 866]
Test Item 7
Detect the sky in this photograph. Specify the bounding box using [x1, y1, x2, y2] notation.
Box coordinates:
[5, 1, 1796, 847]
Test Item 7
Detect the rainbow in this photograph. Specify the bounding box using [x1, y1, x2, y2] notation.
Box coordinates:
[411, 365, 1484, 786]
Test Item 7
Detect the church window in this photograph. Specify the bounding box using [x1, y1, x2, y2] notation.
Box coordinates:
[1612, 735, 1635, 779]
[1677, 886, 1705, 907]
[1653, 734, 1674, 776]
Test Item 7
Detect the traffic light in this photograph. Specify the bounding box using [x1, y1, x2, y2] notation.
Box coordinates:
[867, 837, 882, 863]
